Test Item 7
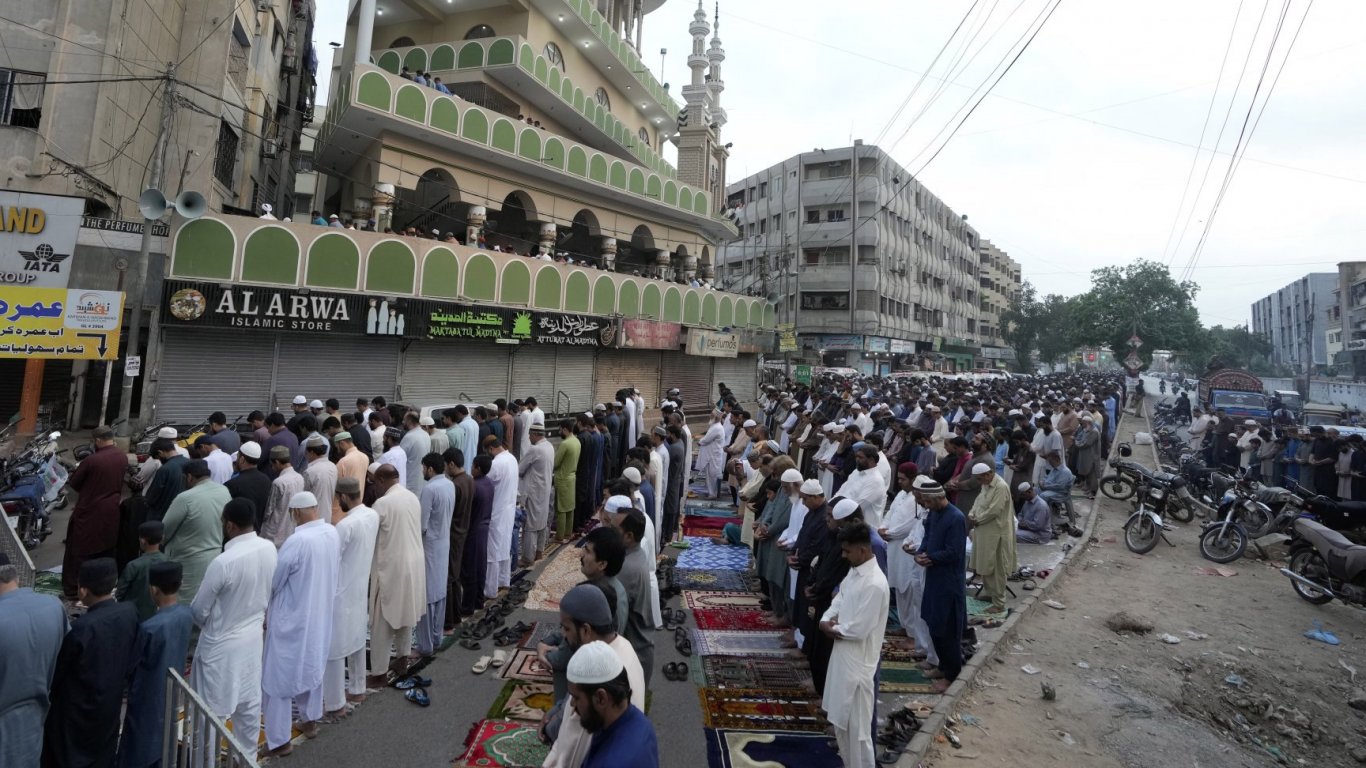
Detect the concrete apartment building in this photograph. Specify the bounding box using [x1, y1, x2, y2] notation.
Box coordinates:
[718, 143, 1019, 374]
[0, 0, 317, 420]
[1249, 272, 1335, 374]
[1331, 261, 1366, 375]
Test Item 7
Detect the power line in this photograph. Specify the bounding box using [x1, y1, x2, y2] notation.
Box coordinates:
[0, 14, 166, 75]
[175, 0, 253, 70]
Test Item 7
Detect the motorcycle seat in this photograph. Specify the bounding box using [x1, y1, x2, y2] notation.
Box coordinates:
[1297, 520, 1366, 579]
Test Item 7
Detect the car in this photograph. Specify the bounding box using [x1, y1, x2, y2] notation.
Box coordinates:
[410, 403, 486, 423]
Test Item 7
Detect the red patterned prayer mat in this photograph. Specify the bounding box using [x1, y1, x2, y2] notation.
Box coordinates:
[698, 688, 826, 732]
[692, 608, 782, 631]
[453, 720, 549, 768]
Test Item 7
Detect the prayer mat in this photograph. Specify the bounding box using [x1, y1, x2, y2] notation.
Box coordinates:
[523, 546, 583, 613]
[517, 621, 559, 651]
[685, 591, 766, 611]
[675, 568, 749, 592]
[33, 570, 63, 597]
[880, 637, 919, 663]
[966, 596, 1010, 619]
[697, 656, 815, 693]
[682, 514, 734, 528]
[704, 729, 843, 768]
[682, 523, 726, 540]
[693, 629, 791, 657]
[498, 649, 554, 682]
[698, 688, 826, 732]
[879, 661, 937, 693]
[676, 538, 753, 571]
[486, 681, 556, 722]
[692, 608, 781, 632]
[455, 720, 550, 768]
[684, 503, 742, 517]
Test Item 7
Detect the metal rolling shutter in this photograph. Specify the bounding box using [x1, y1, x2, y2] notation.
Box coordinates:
[154, 328, 274, 425]
[272, 336, 401, 412]
[399, 341, 511, 406]
[660, 351, 712, 413]
[510, 346, 558, 415]
[592, 349, 662, 409]
[713, 354, 759, 407]
[552, 346, 596, 417]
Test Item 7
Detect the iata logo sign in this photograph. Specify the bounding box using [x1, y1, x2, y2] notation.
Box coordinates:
[19, 243, 71, 273]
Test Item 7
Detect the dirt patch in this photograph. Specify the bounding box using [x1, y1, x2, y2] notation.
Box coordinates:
[1103, 611, 1155, 635]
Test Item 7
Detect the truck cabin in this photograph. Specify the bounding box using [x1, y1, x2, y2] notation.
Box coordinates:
[1301, 403, 1347, 428]
[1272, 390, 1303, 413]
[1209, 390, 1270, 421]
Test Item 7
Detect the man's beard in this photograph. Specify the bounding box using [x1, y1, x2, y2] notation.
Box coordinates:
[580, 703, 606, 732]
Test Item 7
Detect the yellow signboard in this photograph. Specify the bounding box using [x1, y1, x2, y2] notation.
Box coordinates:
[0, 286, 124, 359]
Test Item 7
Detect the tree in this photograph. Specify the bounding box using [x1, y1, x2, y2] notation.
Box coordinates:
[1175, 325, 1272, 372]
[1070, 260, 1203, 368]
[1002, 282, 1079, 371]
[1035, 294, 1079, 366]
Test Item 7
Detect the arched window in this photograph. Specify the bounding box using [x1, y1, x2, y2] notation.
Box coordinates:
[543, 42, 565, 71]
[594, 87, 611, 110]
[389, 36, 415, 48]
[464, 25, 496, 40]
[637, 127, 650, 146]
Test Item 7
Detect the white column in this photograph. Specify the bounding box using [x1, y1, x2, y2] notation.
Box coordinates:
[355, 0, 376, 66]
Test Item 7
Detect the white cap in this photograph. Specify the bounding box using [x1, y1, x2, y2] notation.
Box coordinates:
[419, 416, 435, 426]
[822, 423, 836, 432]
[799, 479, 824, 495]
[594, 403, 607, 411]
[368, 462, 381, 474]
[157, 427, 178, 439]
[309, 399, 323, 409]
[1081, 415, 1093, 422]
[621, 467, 642, 484]
[239, 442, 262, 460]
[780, 468, 803, 484]
[832, 498, 860, 520]
[1017, 482, 1032, 492]
[567, 640, 625, 685]
[604, 495, 634, 514]
[1244, 419, 1257, 426]
[288, 491, 318, 509]
[1008, 409, 1021, 416]
[293, 395, 308, 405]
[742, 419, 757, 428]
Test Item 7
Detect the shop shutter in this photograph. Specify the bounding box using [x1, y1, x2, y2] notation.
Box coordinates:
[272, 336, 401, 412]
[155, 328, 274, 425]
[399, 341, 511, 406]
[660, 351, 713, 413]
[510, 345, 558, 415]
[0, 360, 73, 427]
[552, 346, 596, 418]
[713, 354, 759, 407]
[592, 349, 662, 410]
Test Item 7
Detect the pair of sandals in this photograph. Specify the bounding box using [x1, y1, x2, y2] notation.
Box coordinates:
[662, 661, 690, 681]
[472, 649, 511, 674]
[494, 621, 533, 647]
[394, 675, 432, 707]
[876, 708, 921, 764]
[662, 608, 687, 631]
[674, 627, 693, 656]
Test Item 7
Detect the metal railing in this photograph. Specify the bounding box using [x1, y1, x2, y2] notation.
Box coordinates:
[162, 668, 258, 767]
[0, 514, 35, 588]
[556, 390, 570, 418]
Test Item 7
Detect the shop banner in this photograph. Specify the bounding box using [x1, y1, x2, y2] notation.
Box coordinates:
[419, 303, 530, 342]
[533, 311, 615, 346]
[864, 336, 890, 353]
[794, 364, 812, 385]
[621, 319, 681, 350]
[889, 339, 916, 354]
[735, 329, 773, 355]
[686, 328, 739, 358]
[1, 192, 84, 288]
[162, 281, 370, 334]
[0, 286, 123, 359]
[816, 334, 862, 351]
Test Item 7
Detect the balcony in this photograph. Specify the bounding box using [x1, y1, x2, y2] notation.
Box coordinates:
[317, 65, 735, 241]
[370, 35, 676, 177]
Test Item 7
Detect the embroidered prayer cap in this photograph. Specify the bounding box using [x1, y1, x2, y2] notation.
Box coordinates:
[742, 419, 757, 428]
[1017, 482, 1032, 492]
[560, 584, 613, 627]
[288, 491, 318, 509]
[304, 434, 329, 449]
[333, 431, 353, 443]
[765, 440, 781, 453]
[529, 423, 546, 433]
[239, 442, 262, 460]
[368, 462, 382, 474]
[603, 495, 634, 514]
[971, 463, 992, 476]
[799, 479, 824, 495]
[269, 445, 292, 461]
[912, 475, 939, 489]
[652, 425, 668, 437]
[309, 399, 323, 409]
[822, 423, 836, 432]
[336, 477, 362, 495]
[830, 425, 846, 434]
[418, 416, 435, 426]
[832, 498, 861, 520]
[621, 467, 642, 484]
[158, 427, 179, 439]
[780, 468, 803, 484]
[567, 640, 624, 685]
[292, 395, 309, 405]
[385, 427, 403, 440]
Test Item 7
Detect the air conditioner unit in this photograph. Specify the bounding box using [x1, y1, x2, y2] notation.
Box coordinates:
[261, 139, 278, 158]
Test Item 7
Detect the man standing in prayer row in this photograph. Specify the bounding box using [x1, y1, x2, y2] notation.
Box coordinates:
[368, 465, 426, 685]
[967, 463, 1015, 614]
[43, 558, 139, 768]
[821, 522, 889, 768]
[756, 470, 801, 625]
[192, 499, 277, 756]
[423, 415, 449, 456]
[695, 410, 726, 499]
[417, 454, 455, 658]
[839, 444, 889, 527]
[334, 431, 369, 520]
[261, 492, 339, 758]
[118, 561, 193, 768]
[303, 434, 338, 522]
[444, 449, 474, 631]
[519, 423, 554, 565]
[553, 420, 581, 541]
[485, 437, 519, 597]
[226, 442, 271, 530]
[611, 504, 656, 687]
[162, 459, 228, 603]
[380, 428, 408, 488]
[461, 455, 495, 617]
[912, 479, 967, 693]
[325, 478, 378, 720]
[264, 445, 306, 546]
[63, 426, 131, 599]
[0, 551, 66, 768]
[401, 412, 431, 496]
[882, 464, 933, 663]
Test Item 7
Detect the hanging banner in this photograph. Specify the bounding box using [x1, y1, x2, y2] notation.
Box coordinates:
[685, 328, 739, 358]
[533, 311, 615, 346]
[816, 334, 863, 351]
[889, 339, 916, 354]
[418, 303, 530, 342]
[864, 336, 890, 353]
[162, 281, 371, 334]
[620, 319, 682, 350]
[0, 286, 123, 359]
[1, 192, 84, 288]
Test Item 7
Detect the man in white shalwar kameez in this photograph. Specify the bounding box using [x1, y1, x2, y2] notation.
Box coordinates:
[840, 445, 889, 527]
[367, 466, 426, 684]
[882, 472, 935, 666]
[816, 425, 842, 498]
[778, 405, 798, 453]
[928, 406, 952, 455]
[485, 438, 519, 597]
[324, 478, 378, 718]
[191, 499, 277, 756]
[417, 454, 455, 656]
[695, 412, 726, 500]
[820, 522, 889, 768]
[852, 404, 874, 437]
[260, 492, 340, 757]
[1030, 421, 1063, 487]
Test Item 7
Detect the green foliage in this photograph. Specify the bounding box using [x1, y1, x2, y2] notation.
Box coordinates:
[1069, 260, 1203, 367]
[1001, 282, 1078, 370]
[1174, 324, 1272, 373]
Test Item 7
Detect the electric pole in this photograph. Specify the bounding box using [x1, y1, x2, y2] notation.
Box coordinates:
[116, 62, 175, 437]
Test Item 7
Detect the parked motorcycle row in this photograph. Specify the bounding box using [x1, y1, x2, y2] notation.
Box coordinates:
[0, 421, 87, 551]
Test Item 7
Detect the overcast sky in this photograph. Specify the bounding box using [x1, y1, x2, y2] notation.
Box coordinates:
[317, 0, 1366, 328]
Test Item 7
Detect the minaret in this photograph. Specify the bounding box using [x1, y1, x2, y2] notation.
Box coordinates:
[705, 2, 729, 206]
[676, 0, 715, 195]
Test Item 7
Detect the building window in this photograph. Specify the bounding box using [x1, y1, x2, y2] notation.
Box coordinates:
[637, 126, 649, 145]
[594, 87, 611, 110]
[214, 120, 239, 188]
[465, 25, 496, 39]
[227, 19, 250, 91]
[390, 36, 416, 47]
[0, 68, 45, 128]
[801, 291, 850, 310]
[806, 210, 820, 224]
[544, 42, 565, 71]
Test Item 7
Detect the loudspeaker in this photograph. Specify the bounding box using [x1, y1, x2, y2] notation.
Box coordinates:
[174, 191, 207, 219]
[138, 188, 168, 220]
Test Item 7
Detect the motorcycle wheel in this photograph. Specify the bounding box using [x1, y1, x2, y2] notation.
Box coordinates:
[1124, 514, 1160, 554]
[1100, 475, 1135, 501]
[1241, 506, 1273, 539]
[51, 488, 70, 511]
[1286, 549, 1335, 605]
[1198, 523, 1247, 564]
[1168, 499, 1194, 523]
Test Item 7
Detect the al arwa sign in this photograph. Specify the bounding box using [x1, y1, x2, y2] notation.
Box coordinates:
[161, 281, 368, 334]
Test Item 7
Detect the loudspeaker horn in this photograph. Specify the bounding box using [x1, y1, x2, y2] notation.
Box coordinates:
[174, 191, 207, 219]
[138, 188, 168, 220]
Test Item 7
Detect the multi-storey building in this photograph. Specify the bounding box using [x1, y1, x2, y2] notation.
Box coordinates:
[1333, 261, 1366, 375]
[977, 240, 1021, 368]
[718, 143, 1016, 374]
[1249, 273, 1335, 374]
[0, 0, 317, 420]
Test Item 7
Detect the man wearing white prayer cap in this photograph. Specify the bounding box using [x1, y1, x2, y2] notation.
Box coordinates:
[565, 640, 658, 764]
[259, 488, 340, 757]
[1015, 481, 1052, 545]
[967, 461, 1015, 614]
[751, 468, 803, 626]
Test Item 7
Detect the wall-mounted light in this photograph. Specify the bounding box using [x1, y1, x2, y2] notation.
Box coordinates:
[376, 7, 383, 14]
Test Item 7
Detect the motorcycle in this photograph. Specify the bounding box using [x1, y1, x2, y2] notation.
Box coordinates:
[1280, 517, 1366, 607]
[1100, 443, 1147, 500]
[1124, 475, 1178, 554]
[0, 432, 68, 549]
[1198, 471, 1273, 563]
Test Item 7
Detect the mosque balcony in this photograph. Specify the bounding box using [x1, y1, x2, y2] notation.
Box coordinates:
[165, 215, 775, 329]
[317, 64, 736, 242]
[370, 35, 677, 177]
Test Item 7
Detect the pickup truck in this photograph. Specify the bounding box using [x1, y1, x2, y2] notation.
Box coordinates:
[1199, 368, 1271, 422]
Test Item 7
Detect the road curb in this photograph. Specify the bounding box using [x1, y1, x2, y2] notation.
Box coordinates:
[899, 411, 1133, 766]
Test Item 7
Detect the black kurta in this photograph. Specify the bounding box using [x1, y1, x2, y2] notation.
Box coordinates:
[42, 599, 140, 768]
